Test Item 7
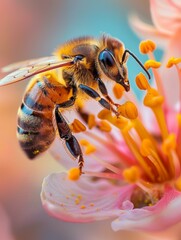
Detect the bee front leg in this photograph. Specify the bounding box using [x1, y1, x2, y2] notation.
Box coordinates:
[79, 84, 119, 116]
[96, 78, 119, 108]
[55, 106, 84, 174]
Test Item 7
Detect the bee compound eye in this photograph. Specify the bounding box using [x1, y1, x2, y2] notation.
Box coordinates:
[99, 50, 115, 68]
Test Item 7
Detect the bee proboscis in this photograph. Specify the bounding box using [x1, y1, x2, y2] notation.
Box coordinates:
[0, 35, 150, 174]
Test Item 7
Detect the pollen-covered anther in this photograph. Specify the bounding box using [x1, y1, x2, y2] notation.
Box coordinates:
[139, 40, 156, 54]
[144, 88, 164, 107]
[162, 134, 176, 155]
[99, 120, 112, 132]
[68, 168, 80, 181]
[88, 114, 96, 129]
[117, 101, 138, 119]
[144, 60, 161, 70]
[80, 139, 96, 154]
[136, 72, 150, 90]
[123, 166, 141, 183]
[113, 83, 124, 99]
[166, 57, 181, 68]
[70, 119, 86, 133]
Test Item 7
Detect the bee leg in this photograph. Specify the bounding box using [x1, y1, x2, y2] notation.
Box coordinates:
[96, 78, 119, 107]
[55, 105, 84, 174]
[79, 84, 118, 115]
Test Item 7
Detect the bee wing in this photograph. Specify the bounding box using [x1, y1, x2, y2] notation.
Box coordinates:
[0, 57, 74, 87]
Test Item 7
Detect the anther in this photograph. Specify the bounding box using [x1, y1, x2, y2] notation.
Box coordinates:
[68, 167, 80, 181]
[80, 139, 96, 154]
[123, 166, 141, 183]
[136, 72, 150, 90]
[139, 40, 156, 54]
[99, 120, 112, 132]
[166, 57, 181, 68]
[113, 83, 124, 99]
[70, 119, 86, 133]
[117, 101, 138, 119]
[144, 60, 161, 70]
[144, 88, 164, 107]
[88, 114, 96, 129]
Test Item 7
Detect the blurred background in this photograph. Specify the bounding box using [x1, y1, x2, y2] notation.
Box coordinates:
[0, 0, 175, 239]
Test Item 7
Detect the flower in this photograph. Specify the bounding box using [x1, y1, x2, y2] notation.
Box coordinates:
[129, 0, 181, 47]
[130, 0, 181, 106]
[40, 39, 181, 232]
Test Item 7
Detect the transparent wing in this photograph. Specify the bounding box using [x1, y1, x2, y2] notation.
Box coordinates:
[0, 56, 74, 87]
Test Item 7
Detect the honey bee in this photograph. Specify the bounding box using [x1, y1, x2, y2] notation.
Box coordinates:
[0, 35, 150, 174]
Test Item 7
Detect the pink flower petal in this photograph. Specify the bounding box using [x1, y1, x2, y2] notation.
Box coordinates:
[0, 205, 14, 240]
[111, 188, 181, 231]
[159, 28, 181, 106]
[41, 172, 135, 222]
[129, 15, 170, 47]
[150, 0, 181, 34]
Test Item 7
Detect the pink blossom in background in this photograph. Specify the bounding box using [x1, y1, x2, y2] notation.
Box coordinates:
[130, 0, 181, 105]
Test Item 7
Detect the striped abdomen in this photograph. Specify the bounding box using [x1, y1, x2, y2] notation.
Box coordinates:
[17, 73, 71, 159]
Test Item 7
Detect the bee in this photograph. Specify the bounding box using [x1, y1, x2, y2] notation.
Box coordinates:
[0, 35, 150, 174]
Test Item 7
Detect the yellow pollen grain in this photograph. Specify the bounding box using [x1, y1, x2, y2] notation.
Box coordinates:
[99, 120, 112, 132]
[70, 119, 86, 133]
[139, 40, 156, 54]
[80, 205, 86, 209]
[68, 168, 80, 181]
[144, 60, 161, 70]
[123, 166, 140, 183]
[90, 203, 94, 207]
[162, 134, 176, 155]
[33, 149, 39, 155]
[136, 72, 150, 90]
[166, 57, 181, 68]
[117, 101, 138, 119]
[88, 114, 96, 129]
[113, 83, 124, 99]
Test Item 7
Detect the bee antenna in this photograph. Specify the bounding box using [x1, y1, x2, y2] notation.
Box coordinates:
[122, 49, 151, 80]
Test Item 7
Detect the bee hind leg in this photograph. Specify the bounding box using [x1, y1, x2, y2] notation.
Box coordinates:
[55, 105, 84, 174]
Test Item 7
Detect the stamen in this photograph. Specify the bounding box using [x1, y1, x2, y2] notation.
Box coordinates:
[80, 139, 96, 154]
[92, 154, 123, 175]
[139, 40, 156, 54]
[175, 176, 181, 191]
[121, 130, 155, 181]
[144, 88, 169, 139]
[140, 139, 169, 181]
[166, 57, 181, 113]
[117, 101, 138, 119]
[113, 83, 124, 99]
[162, 134, 180, 177]
[88, 114, 96, 129]
[85, 171, 122, 180]
[123, 166, 140, 183]
[136, 72, 150, 90]
[68, 168, 80, 181]
[70, 119, 86, 133]
[99, 120, 112, 132]
[144, 60, 161, 70]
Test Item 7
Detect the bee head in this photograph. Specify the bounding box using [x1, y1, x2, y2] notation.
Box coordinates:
[98, 48, 130, 91]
